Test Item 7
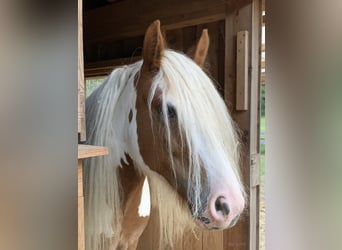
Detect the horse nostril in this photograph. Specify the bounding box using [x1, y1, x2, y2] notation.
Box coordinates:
[215, 196, 230, 216]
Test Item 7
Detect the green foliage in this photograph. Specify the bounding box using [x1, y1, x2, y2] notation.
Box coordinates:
[260, 85, 265, 117]
[86, 78, 105, 97]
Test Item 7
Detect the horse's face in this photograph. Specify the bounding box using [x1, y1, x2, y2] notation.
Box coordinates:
[135, 20, 245, 230]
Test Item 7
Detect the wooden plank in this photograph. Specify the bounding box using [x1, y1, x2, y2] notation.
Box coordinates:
[78, 144, 109, 159]
[203, 230, 223, 250]
[250, 154, 260, 188]
[78, 0, 86, 142]
[78, 160, 85, 250]
[78, 160, 83, 197]
[249, 0, 261, 156]
[223, 3, 252, 250]
[84, 0, 251, 43]
[261, 60, 265, 69]
[84, 56, 141, 77]
[261, 43, 265, 52]
[249, 1, 262, 249]
[236, 30, 249, 110]
[78, 196, 85, 250]
[260, 72, 266, 84]
[183, 229, 202, 250]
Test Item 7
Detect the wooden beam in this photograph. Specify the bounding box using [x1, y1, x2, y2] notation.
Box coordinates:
[261, 43, 265, 52]
[78, 0, 86, 142]
[84, 56, 141, 77]
[84, 0, 251, 43]
[224, 6, 251, 250]
[78, 144, 109, 250]
[78, 160, 85, 250]
[249, 1, 262, 249]
[236, 30, 249, 111]
[78, 144, 109, 159]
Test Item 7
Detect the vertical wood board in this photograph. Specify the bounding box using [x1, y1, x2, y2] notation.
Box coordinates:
[78, 0, 86, 142]
[248, 1, 262, 249]
[78, 160, 85, 250]
[236, 30, 249, 111]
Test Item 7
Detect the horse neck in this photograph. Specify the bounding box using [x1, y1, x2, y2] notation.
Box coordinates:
[86, 62, 145, 171]
[84, 63, 146, 249]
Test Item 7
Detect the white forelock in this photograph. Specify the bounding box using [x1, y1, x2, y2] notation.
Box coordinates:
[149, 50, 245, 216]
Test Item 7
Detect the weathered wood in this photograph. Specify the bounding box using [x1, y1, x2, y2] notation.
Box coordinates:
[235, 30, 248, 110]
[236, 30, 249, 110]
[78, 160, 85, 250]
[183, 230, 202, 250]
[224, 3, 253, 250]
[249, 1, 262, 249]
[78, 0, 86, 142]
[84, 56, 141, 77]
[203, 230, 223, 250]
[251, 154, 261, 187]
[78, 145, 109, 250]
[249, 0, 261, 156]
[84, 0, 251, 43]
[78, 144, 109, 159]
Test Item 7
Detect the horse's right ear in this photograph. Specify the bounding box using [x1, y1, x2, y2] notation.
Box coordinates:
[142, 20, 166, 72]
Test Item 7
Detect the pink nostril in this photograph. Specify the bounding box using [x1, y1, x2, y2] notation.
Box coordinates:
[214, 196, 230, 216]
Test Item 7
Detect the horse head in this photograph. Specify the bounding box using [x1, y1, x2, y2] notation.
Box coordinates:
[135, 20, 245, 230]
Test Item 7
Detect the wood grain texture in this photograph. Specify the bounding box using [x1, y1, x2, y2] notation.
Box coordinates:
[78, 144, 109, 159]
[84, 0, 252, 43]
[78, 160, 85, 250]
[203, 230, 223, 250]
[183, 229, 202, 250]
[224, 4, 252, 250]
[236, 30, 249, 111]
[248, 1, 262, 249]
[85, 56, 141, 77]
[78, 0, 86, 142]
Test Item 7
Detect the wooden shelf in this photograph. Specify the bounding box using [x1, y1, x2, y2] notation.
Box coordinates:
[78, 144, 109, 159]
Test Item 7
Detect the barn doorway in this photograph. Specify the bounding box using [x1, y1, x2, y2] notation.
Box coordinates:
[81, 0, 263, 249]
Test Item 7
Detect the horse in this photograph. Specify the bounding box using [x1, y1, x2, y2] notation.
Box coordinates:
[84, 20, 245, 250]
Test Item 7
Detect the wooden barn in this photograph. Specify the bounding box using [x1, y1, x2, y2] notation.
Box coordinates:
[78, 0, 264, 249]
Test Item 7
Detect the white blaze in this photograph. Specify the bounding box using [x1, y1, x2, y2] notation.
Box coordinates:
[138, 177, 151, 217]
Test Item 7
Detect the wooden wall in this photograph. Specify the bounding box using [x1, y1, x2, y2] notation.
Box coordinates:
[82, 0, 261, 249]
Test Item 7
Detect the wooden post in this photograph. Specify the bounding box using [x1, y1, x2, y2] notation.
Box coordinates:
[78, 145, 109, 250]
[78, 160, 85, 250]
[224, 1, 262, 249]
[78, 0, 86, 142]
[249, 1, 262, 249]
[236, 30, 249, 111]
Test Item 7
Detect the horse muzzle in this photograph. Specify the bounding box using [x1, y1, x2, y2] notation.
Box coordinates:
[196, 190, 245, 230]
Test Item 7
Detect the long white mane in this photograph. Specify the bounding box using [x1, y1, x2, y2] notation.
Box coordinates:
[151, 50, 244, 213]
[84, 49, 244, 250]
[84, 61, 146, 249]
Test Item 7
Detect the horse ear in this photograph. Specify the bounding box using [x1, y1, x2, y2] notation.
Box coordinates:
[188, 29, 210, 68]
[142, 20, 166, 72]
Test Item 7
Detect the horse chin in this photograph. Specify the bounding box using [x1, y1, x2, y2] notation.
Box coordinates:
[194, 214, 226, 230]
[194, 214, 229, 230]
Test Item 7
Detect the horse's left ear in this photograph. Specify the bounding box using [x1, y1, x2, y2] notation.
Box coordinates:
[142, 20, 166, 72]
[188, 29, 210, 68]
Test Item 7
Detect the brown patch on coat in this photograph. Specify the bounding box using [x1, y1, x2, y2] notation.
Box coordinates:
[118, 155, 150, 250]
[128, 110, 133, 123]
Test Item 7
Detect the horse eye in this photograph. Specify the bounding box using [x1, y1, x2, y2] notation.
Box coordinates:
[157, 104, 177, 120]
[167, 105, 177, 119]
